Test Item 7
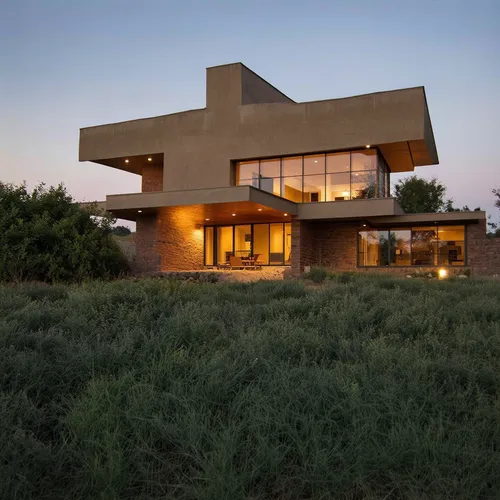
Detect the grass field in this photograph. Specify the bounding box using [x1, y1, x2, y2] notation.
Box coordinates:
[1, 276, 500, 499]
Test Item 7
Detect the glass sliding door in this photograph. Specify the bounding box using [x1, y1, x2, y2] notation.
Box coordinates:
[204, 227, 214, 266]
[270, 223, 284, 265]
[217, 226, 233, 265]
[234, 225, 252, 258]
[253, 224, 270, 265]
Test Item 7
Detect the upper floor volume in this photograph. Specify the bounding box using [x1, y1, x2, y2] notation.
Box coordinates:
[79, 62, 439, 198]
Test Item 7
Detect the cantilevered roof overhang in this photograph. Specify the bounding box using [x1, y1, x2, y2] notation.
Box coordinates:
[105, 186, 297, 223]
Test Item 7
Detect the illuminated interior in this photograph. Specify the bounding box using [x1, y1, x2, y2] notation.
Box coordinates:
[235, 148, 390, 202]
[358, 225, 466, 267]
[205, 223, 292, 266]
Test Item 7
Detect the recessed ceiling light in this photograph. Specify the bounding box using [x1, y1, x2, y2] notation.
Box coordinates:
[125, 159, 129, 163]
[365, 145, 370, 148]
[138, 210, 142, 213]
[205, 218, 210, 221]
[314, 160, 318, 163]
[362, 223, 367, 227]
[147, 157, 152, 162]
[284, 213, 288, 216]
[258, 208, 263, 211]
[232, 213, 236, 216]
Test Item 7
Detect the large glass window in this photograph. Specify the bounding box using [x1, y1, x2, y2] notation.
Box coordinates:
[389, 229, 411, 266]
[235, 148, 390, 203]
[412, 227, 438, 266]
[253, 224, 270, 265]
[358, 225, 465, 267]
[358, 230, 389, 266]
[217, 226, 233, 265]
[234, 225, 252, 258]
[207, 223, 291, 266]
[270, 223, 284, 265]
[303, 175, 326, 202]
[281, 176, 303, 202]
[437, 226, 465, 266]
[326, 173, 351, 201]
[204, 227, 214, 266]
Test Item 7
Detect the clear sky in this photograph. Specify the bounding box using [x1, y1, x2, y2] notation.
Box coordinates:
[1, 0, 499, 226]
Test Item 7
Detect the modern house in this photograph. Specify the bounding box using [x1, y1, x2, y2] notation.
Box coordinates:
[79, 63, 490, 276]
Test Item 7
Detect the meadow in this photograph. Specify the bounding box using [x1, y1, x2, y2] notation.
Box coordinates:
[1, 275, 499, 499]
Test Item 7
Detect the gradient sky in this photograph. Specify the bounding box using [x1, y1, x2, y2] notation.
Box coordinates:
[1, 0, 499, 227]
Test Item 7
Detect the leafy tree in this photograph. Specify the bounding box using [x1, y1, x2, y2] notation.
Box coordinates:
[0, 182, 129, 282]
[494, 188, 500, 210]
[393, 176, 447, 213]
[111, 225, 132, 237]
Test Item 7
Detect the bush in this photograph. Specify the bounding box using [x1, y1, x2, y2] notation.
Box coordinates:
[1, 277, 500, 498]
[0, 182, 129, 283]
[308, 266, 329, 283]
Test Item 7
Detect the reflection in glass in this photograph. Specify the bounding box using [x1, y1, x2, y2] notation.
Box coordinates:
[351, 149, 377, 171]
[281, 176, 303, 202]
[303, 175, 326, 202]
[234, 225, 252, 258]
[282, 156, 302, 177]
[217, 226, 233, 265]
[327, 152, 350, 173]
[253, 224, 269, 265]
[358, 230, 389, 266]
[304, 154, 325, 175]
[326, 173, 351, 201]
[204, 227, 214, 266]
[351, 171, 377, 199]
[437, 226, 465, 266]
[270, 223, 284, 264]
[412, 227, 437, 266]
[238, 177, 259, 188]
[389, 230, 411, 266]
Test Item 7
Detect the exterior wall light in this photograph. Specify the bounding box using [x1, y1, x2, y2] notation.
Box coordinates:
[438, 268, 448, 279]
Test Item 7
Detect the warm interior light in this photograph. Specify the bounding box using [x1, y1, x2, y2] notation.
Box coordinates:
[125, 159, 129, 163]
[365, 145, 370, 148]
[438, 268, 448, 279]
[342, 191, 349, 197]
[147, 157, 152, 162]
[138, 210, 142, 213]
[232, 213, 236, 216]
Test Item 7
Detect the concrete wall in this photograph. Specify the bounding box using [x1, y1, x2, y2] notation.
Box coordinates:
[80, 63, 437, 194]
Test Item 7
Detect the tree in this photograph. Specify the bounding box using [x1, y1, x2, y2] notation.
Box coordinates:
[393, 176, 447, 213]
[494, 188, 500, 210]
[0, 182, 129, 282]
[111, 225, 132, 237]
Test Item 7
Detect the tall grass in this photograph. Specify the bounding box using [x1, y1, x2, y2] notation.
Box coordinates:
[1, 276, 500, 499]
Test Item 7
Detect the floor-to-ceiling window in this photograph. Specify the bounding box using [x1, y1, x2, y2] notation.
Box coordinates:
[205, 223, 291, 266]
[357, 225, 466, 267]
[235, 148, 389, 203]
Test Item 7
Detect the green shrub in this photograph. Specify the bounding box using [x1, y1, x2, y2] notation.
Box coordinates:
[1, 277, 500, 499]
[18, 283, 69, 302]
[308, 266, 329, 283]
[0, 182, 129, 283]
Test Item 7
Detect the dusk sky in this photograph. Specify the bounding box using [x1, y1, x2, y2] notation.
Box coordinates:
[2, 0, 499, 227]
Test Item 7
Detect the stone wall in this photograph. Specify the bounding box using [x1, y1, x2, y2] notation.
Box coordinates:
[134, 214, 161, 273]
[483, 238, 500, 275]
[141, 165, 163, 192]
[291, 219, 316, 276]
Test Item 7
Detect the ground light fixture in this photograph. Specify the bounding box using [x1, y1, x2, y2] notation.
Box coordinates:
[438, 268, 448, 279]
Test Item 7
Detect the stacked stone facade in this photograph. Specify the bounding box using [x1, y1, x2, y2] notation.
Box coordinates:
[141, 165, 163, 192]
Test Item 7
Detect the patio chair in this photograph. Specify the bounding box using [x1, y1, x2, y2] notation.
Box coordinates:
[229, 255, 245, 270]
